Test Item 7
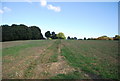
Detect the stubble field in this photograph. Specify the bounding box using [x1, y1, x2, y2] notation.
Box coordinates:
[2, 40, 119, 79]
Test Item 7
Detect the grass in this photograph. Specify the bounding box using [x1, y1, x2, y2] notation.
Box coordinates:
[50, 71, 85, 79]
[49, 40, 61, 62]
[60, 40, 118, 79]
[49, 53, 58, 62]
[2, 40, 52, 56]
[23, 40, 61, 78]
[2, 40, 119, 79]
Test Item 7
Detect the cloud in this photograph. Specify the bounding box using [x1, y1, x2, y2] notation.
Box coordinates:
[40, 0, 47, 7]
[0, 9, 4, 14]
[47, 4, 61, 12]
[3, 7, 11, 12]
[0, 7, 11, 14]
[40, 0, 61, 12]
[25, 0, 32, 4]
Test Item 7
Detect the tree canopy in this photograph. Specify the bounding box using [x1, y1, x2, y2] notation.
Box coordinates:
[113, 35, 120, 40]
[1, 24, 44, 41]
[51, 31, 58, 39]
[57, 32, 66, 39]
[45, 31, 65, 39]
[45, 31, 51, 39]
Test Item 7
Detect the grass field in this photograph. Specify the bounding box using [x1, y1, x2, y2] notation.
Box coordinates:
[2, 40, 119, 79]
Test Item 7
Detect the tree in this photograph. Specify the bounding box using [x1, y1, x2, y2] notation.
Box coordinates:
[51, 31, 57, 39]
[84, 37, 86, 40]
[1, 24, 44, 41]
[57, 32, 66, 39]
[71, 37, 74, 40]
[29, 26, 43, 40]
[45, 31, 51, 39]
[78, 39, 82, 40]
[1, 25, 14, 41]
[87, 38, 96, 40]
[97, 35, 112, 40]
[113, 35, 120, 40]
[74, 37, 77, 40]
[67, 36, 71, 40]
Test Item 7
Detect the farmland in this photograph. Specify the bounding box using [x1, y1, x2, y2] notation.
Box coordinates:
[2, 40, 119, 79]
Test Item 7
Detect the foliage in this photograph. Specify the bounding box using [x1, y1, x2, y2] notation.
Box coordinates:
[1, 24, 119, 41]
[78, 39, 83, 40]
[29, 26, 43, 39]
[1, 24, 44, 41]
[67, 36, 71, 40]
[45, 31, 58, 39]
[74, 37, 77, 40]
[97, 36, 113, 40]
[113, 35, 120, 40]
[87, 38, 97, 40]
[84, 37, 86, 40]
[67, 36, 77, 40]
[45, 31, 51, 39]
[51, 31, 58, 39]
[57, 32, 66, 39]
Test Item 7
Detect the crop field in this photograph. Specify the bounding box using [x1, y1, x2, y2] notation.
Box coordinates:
[2, 40, 119, 79]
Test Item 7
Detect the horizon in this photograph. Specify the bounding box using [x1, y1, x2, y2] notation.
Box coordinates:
[0, 1, 118, 39]
[1, 23, 118, 39]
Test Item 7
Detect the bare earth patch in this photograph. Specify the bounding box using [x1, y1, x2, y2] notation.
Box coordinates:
[32, 42, 75, 79]
[2, 46, 50, 79]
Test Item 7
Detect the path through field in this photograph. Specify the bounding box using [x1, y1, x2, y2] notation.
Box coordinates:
[2, 40, 119, 79]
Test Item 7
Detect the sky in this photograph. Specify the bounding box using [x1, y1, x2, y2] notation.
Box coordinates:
[0, 0, 118, 39]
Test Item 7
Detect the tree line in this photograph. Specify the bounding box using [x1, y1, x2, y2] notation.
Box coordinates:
[67, 35, 120, 40]
[1, 24, 44, 41]
[0, 24, 66, 42]
[0, 24, 120, 42]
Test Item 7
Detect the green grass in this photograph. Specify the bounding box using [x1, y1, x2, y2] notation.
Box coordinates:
[49, 40, 61, 62]
[49, 53, 58, 62]
[60, 40, 118, 79]
[2, 40, 119, 79]
[50, 71, 85, 79]
[2, 40, 52, 56]
[23, 40, 61, 78]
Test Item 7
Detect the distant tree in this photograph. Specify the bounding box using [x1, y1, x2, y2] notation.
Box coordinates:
[0, 26, 1, 42]
[84, 37, 86, 40]
[71, 37, 74, 40]
[78, 39, 82, 40]
[87, 38, 91, 40]
[57, 32, 66, 39]
[67, 36, 71, 40]
[29, 26, 43, 40]
[87, 38, 96, 40]
[74, 37, 77, 40]
[113, 35, 120, 40]
[51, 31, 57, 39]
[1, 25, 14, 41]
[11, 24, 17, 27]
[45, 31, 51, 39]
[97, 35, 112, 40]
